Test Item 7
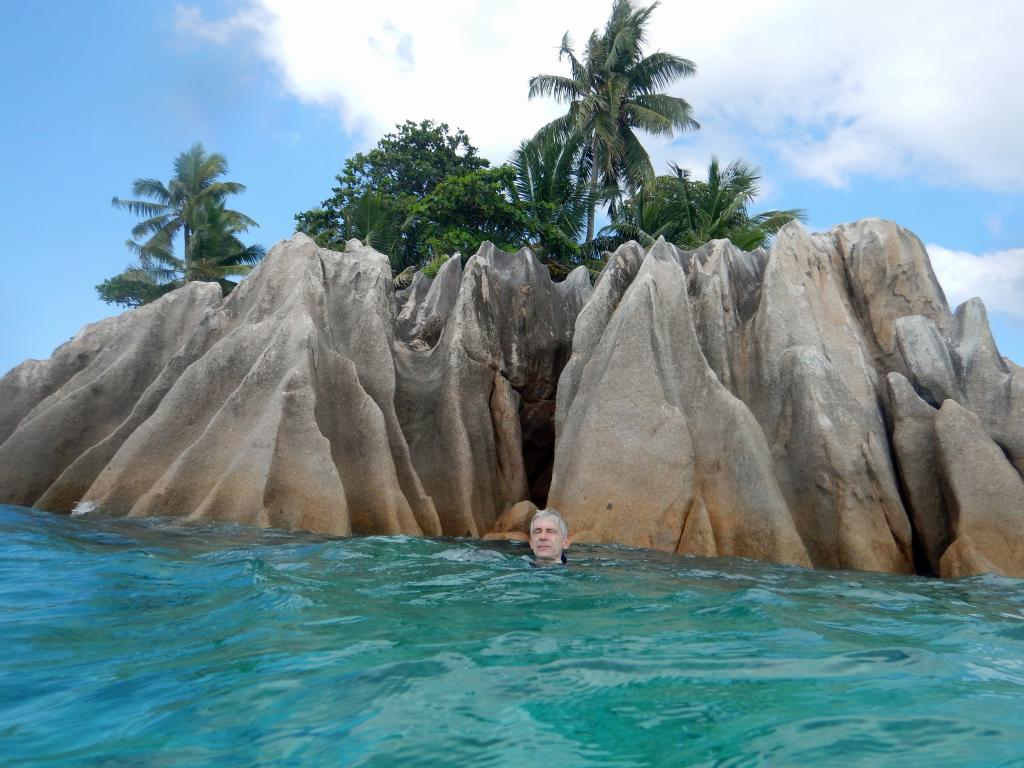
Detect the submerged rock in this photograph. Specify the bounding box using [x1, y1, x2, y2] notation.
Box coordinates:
[1, 219, 1022, 578]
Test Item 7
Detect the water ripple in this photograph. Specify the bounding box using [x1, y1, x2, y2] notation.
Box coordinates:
[2, 504, 1024, 766]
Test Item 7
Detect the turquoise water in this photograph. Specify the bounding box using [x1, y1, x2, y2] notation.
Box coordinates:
[2, 504, 1023, 766]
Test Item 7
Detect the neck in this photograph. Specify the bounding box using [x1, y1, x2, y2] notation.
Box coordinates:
[534, 556, 560, 565]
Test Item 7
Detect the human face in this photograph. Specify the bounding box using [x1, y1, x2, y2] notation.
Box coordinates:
[529, 516, 569, 564]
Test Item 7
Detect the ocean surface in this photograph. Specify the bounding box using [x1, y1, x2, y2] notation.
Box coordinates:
[2, 504, 1023, 767]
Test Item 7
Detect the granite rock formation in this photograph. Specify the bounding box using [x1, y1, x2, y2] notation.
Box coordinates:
[1, 219, 1022, 578]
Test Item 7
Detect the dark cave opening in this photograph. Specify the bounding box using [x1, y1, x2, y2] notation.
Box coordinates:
[519, 398, 556, 509]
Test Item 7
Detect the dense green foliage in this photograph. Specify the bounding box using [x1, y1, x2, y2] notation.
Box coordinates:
[94, 3, 810, 315]
[100, 143, 263, 307]
[95, 269, 174, 309]
[604, 158, 806, 251]
[289, 1, 806, 284]
[420, 254, 451, 279]
[294, 120, 490, 268]
[294, 119, 610, 270]
[409, 166, 536, 257]
[528, 0, 699, 239]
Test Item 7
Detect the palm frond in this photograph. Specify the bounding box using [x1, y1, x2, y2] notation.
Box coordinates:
[129, 213, 176, 240]
[623, 102, 676, 135]
[630, 93, 699, 133]
[128, 178, 172, 203]
[112, 197, 171, 218]
[528, 74, 583, 103]
[626, 52, 696, 94]
[392, 265, 417, 289]
[219, 208, 259, 231]
[750, 208, 806, 233]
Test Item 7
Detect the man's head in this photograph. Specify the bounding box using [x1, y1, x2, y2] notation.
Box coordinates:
[529, 508, 570, 565]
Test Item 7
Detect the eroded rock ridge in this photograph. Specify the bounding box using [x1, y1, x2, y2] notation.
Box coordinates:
[2, 220, 1021, 577]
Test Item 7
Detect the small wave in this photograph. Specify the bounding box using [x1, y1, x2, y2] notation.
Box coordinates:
[70, 500, 96, 517]
[433, 547, 512, 564]
[3, 504, 1024, 765]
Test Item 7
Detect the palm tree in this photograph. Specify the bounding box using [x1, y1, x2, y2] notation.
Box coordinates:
[528, 0, 699, 241]
[509, 131, 596, 261]
[112, 142, 256, 271]
[133, 199, 265, 295]
[100, 144, 263, 307]
[604, 157, 806, 251]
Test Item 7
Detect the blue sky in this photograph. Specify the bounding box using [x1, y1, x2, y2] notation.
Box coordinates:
[1, 0, 1022, 375]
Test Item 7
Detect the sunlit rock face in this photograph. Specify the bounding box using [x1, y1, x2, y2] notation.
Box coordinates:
[391, 242, 591, 536]
[550, 218, 1022, 577]
[548, 240, 811, 568]
[1, 220, 1022, 578]
[0, 235, 589, 539]
[0, 282, 222, 512]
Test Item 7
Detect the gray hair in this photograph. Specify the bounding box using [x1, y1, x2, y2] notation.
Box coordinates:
[530, 507, 568, 538]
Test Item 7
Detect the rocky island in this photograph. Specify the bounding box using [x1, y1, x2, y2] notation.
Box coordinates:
[2, 219, 1021, 578]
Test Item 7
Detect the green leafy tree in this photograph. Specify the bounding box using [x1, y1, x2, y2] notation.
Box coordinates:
[100, 143, 263, 307]
[294, 120, 490, 268]
[604, 157, 806, 251]
[528, 0, 699, 241]
[95, 268, 173, 309]
[408, 166, 536, 257]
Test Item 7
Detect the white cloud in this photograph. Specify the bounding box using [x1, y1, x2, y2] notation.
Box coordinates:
[667, 1, 1024, 190]
[176, 0, 1024, 189]
[174, 1, 599, 163]
[927, 244, 1024, 317]
[173, 4, 265, 45]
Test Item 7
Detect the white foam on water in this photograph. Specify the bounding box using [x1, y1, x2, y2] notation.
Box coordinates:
[70, 500, 96, 517]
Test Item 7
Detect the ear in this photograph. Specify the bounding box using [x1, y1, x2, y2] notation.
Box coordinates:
[563, 536, 571, 549]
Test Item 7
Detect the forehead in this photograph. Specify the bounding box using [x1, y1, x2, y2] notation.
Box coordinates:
[531, 518, 562, 531]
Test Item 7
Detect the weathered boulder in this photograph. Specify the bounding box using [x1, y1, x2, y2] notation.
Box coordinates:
[893, 315, 961, 406]
[886, 373, 1024, 579]
[885, 372, 951, 575]
[951, 299, 1024, 474]
[738, 223, 914, 572]
[394, 243, 591, 536]
[548, 240, 811, 566]
[769, 345, 913, 572]
[935, 400, 1024, 578]
[555, 241, 646, 439]
[483, 499, 537, 541]
[831, 218, 951, 372]
[548, 219, 1014, 576]
[81, 235, 439, 536]
[394, 254, 462, 348]
[681, 239, 769, 396]
[0, 283, 221, 509]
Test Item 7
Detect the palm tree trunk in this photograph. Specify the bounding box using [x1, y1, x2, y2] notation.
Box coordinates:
[585, 140, 597, 243]
[183, 225, 191, 282]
